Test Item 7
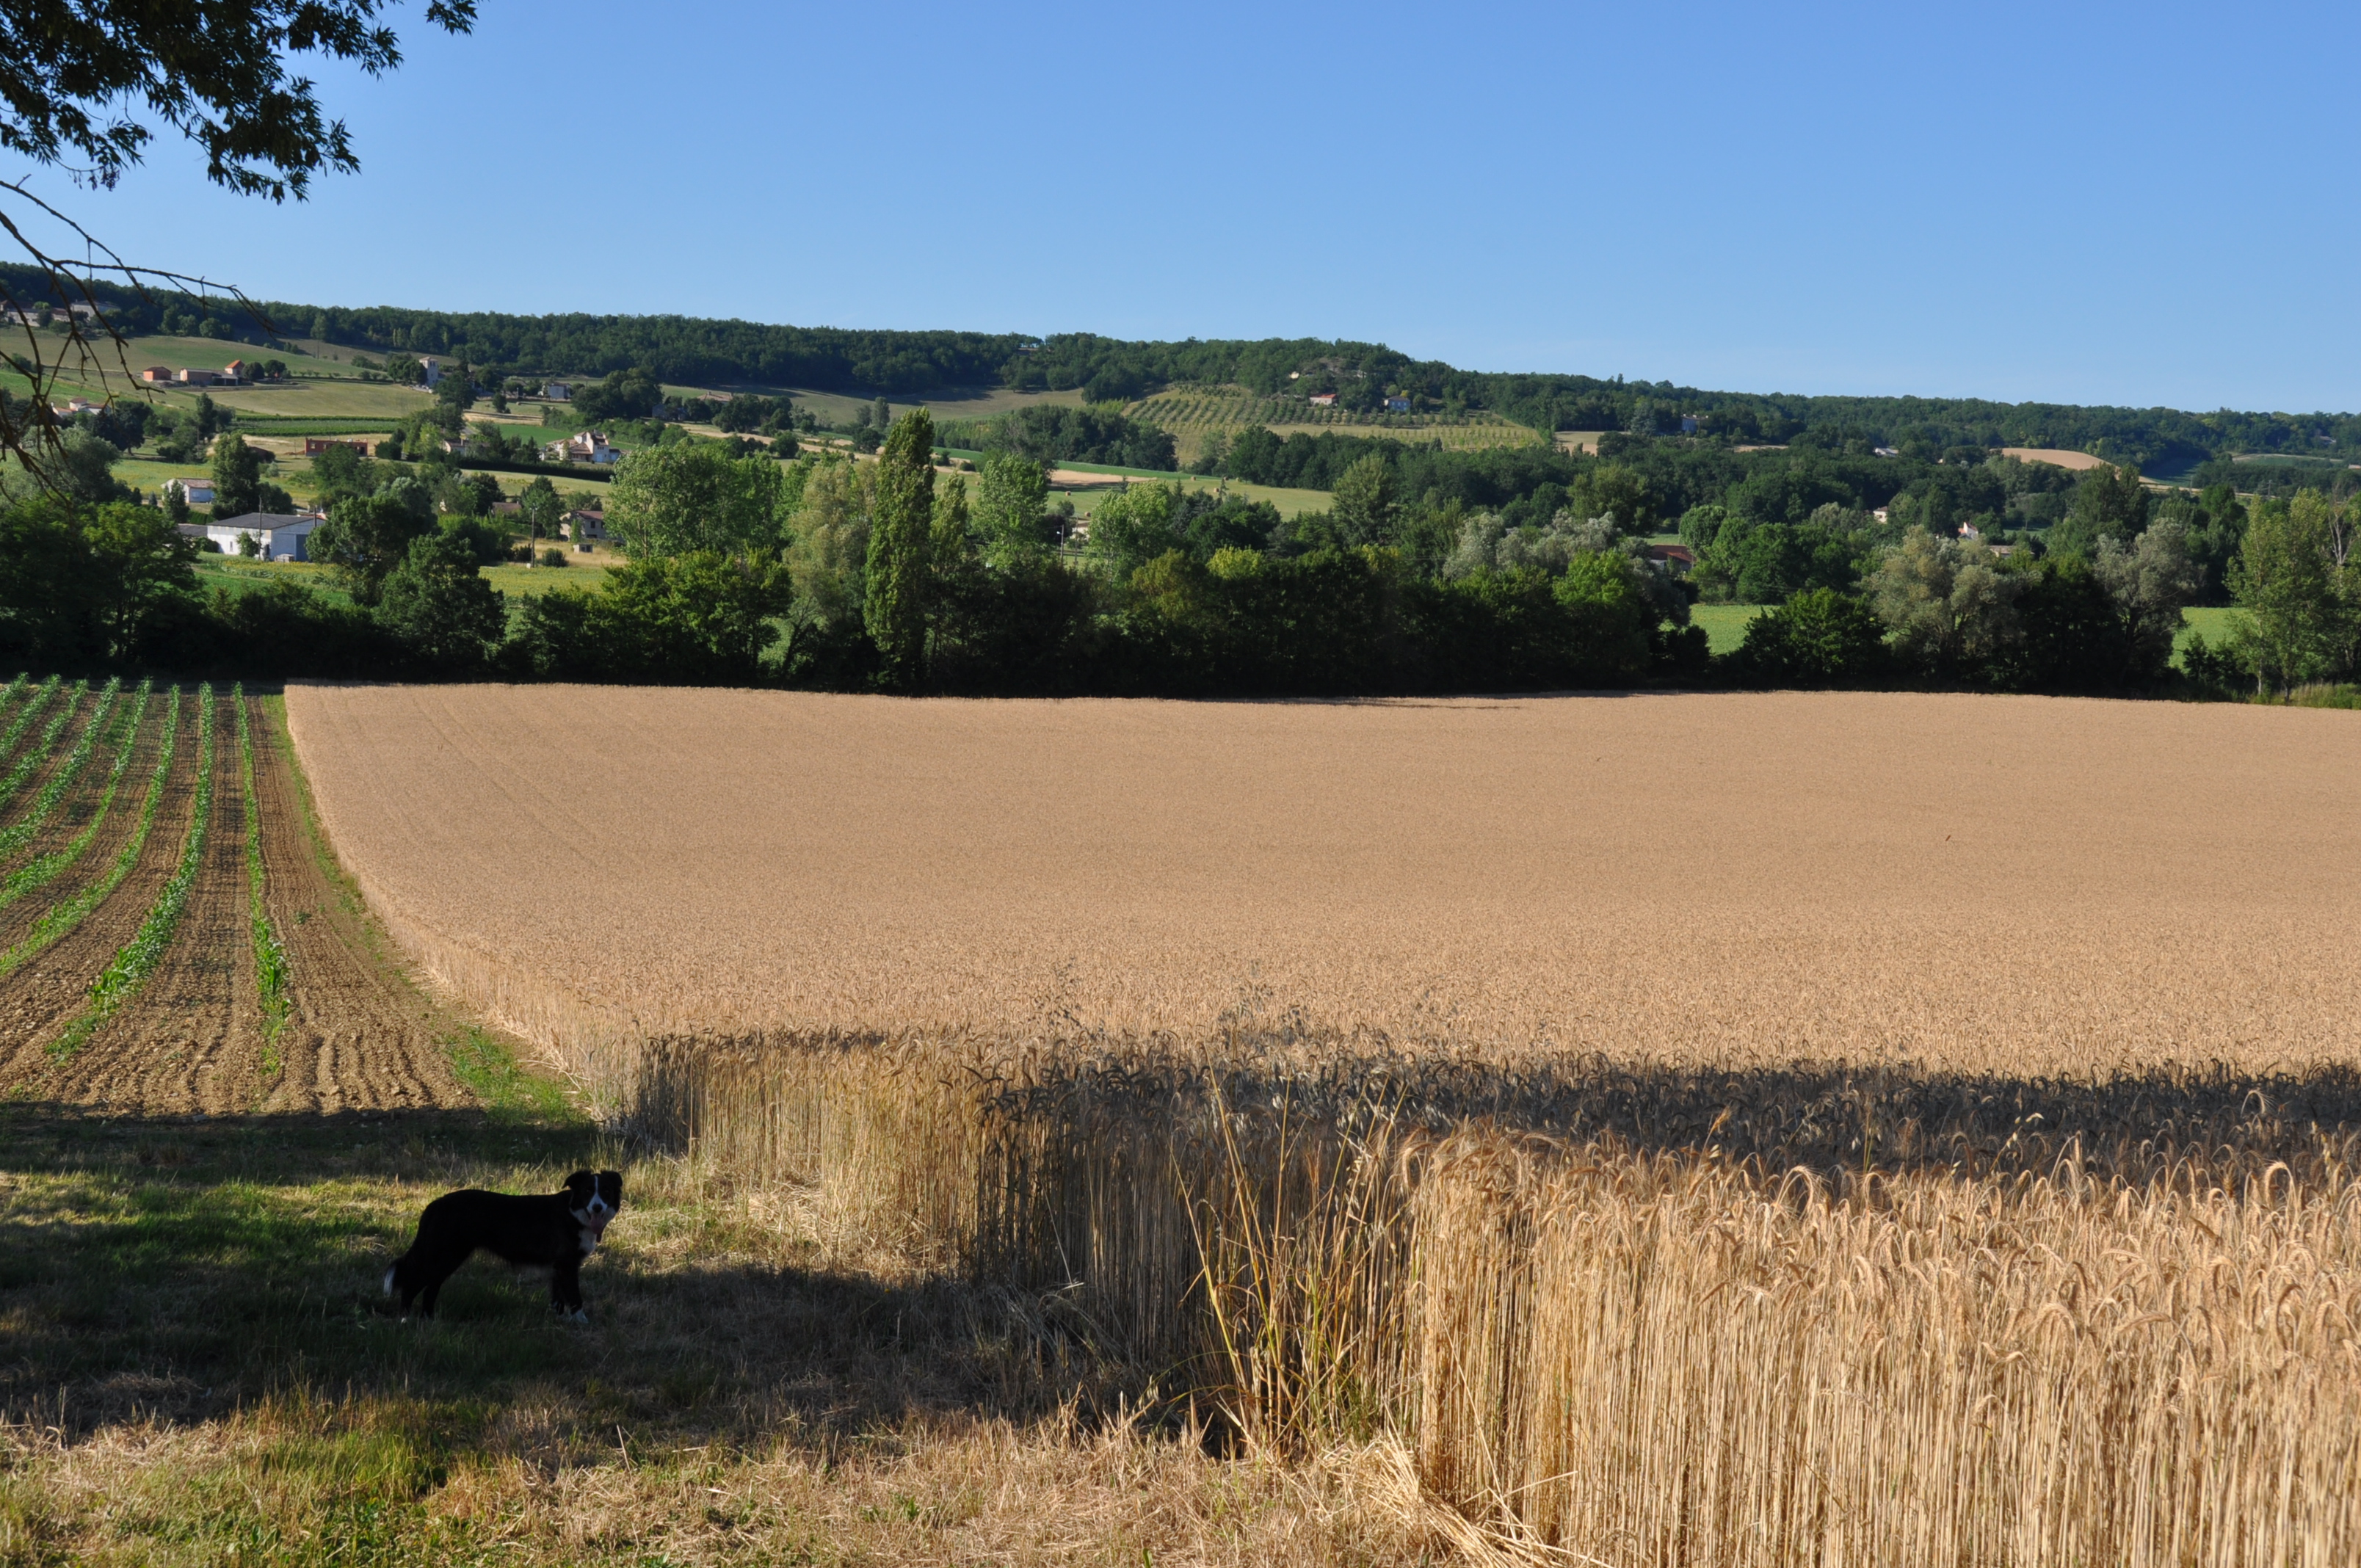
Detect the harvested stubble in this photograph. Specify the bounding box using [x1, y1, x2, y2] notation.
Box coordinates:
[285, 683, 2361, 1564]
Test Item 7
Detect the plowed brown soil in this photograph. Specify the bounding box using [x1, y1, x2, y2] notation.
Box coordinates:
[247, 696, 468, 1111]
[0, 685, 95, 834]
[43, 703, 263, 1113]
[0, 694, 131, 935]
[0, 696, 199, 1086]
[0, 693, 473, 1114]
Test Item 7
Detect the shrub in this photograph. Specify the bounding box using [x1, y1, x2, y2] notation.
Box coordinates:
[1730, 587, 1890, 686]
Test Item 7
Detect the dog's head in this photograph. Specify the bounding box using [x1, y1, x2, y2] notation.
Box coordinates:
[563, 1169, 624, 1236]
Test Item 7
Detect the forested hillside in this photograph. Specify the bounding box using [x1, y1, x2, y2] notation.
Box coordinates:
[8, 266, 2354, 471]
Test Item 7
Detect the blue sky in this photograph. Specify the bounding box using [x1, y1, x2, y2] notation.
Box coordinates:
[18, 1, 2357, 410]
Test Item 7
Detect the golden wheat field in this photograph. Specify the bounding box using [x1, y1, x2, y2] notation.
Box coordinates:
[285, 685, 2361, 1070]
[280, 683, 2361, 1566]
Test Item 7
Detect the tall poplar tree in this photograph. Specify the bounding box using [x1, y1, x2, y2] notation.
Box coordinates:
[865, 409, 937, 687]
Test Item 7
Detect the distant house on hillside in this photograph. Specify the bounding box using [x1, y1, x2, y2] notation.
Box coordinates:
[303, 438, 370, 457]
[1308, 391, 1338, 407]
[182, 512, 319, 561]
[220, 360, 247, 382]
[1646, 543, 1695, 571]
[420, 357, 442, 388]
[1385, 396, 1411, 413]
[561, 509, 607, 541]
[547, 431, 620, 465]
[140, 366, 173, 385]
[166, 478, 215, 506]
[542, 382, 573, 401]
[1680, 415, 1699, 435]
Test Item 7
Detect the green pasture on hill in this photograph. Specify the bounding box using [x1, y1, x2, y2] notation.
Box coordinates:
[14, 338, 435, 423]
[195, 551, 620, 606]
[1688, 602, 2248, 662]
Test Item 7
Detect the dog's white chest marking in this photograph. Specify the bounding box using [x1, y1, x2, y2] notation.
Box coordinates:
[572, 1200, 612, 1257]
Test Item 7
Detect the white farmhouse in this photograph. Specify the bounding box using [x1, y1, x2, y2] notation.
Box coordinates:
[544, 430, 621, 465]
[184, 512, 322, 562]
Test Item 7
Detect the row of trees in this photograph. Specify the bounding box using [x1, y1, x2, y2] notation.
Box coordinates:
[3, 405, 2353, 701]
[935, 405, 1179, 473]
[19, 264, 2349, 468]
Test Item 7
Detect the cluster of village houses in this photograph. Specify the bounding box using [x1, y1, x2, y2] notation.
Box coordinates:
[32, 341, 620, 562]
[147, 428, 609, 564]
[137, 358, 261, 388]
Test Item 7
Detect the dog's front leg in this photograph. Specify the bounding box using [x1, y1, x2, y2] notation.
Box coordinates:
[551, 1256, 587, 1324]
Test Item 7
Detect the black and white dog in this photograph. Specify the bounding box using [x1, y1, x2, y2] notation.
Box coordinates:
[384, 1169, 623, 1322]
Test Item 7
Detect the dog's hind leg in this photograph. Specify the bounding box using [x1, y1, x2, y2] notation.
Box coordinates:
[404, 1244, 470, 1318]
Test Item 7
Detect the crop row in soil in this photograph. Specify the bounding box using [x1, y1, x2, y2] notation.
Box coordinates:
[0, 684, 471, 1115]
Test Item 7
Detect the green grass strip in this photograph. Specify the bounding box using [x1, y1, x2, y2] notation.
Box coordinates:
[51, 685, 214, 1060]
[0, 678, 120, 865]
[234, 686, 290, 1061]
[0, 675, 61, 769]
[0, 678, 79, 810]
[0, 686, 181, 986]
[0, 682, 152, 917]
[0, 672, 29, 721]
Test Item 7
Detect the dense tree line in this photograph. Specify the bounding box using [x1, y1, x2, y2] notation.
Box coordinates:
[10, 408, 2352, 703]
[939, 405, 1178, 473]
[13, 264, 2353, 468]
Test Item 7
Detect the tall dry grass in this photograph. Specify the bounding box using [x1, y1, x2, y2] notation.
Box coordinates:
[283, 683, 2361, 1563]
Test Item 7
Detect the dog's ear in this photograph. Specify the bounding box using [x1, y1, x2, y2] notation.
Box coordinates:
[598, 1171, 624, 1205]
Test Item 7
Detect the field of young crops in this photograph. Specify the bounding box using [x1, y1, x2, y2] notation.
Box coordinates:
[283, 680, 2361, 1566]
[0, 676, 471, 1114]
[1128, 383, 1544, 451]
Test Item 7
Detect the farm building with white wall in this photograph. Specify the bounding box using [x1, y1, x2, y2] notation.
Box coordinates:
[180, 513, 322, 562]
